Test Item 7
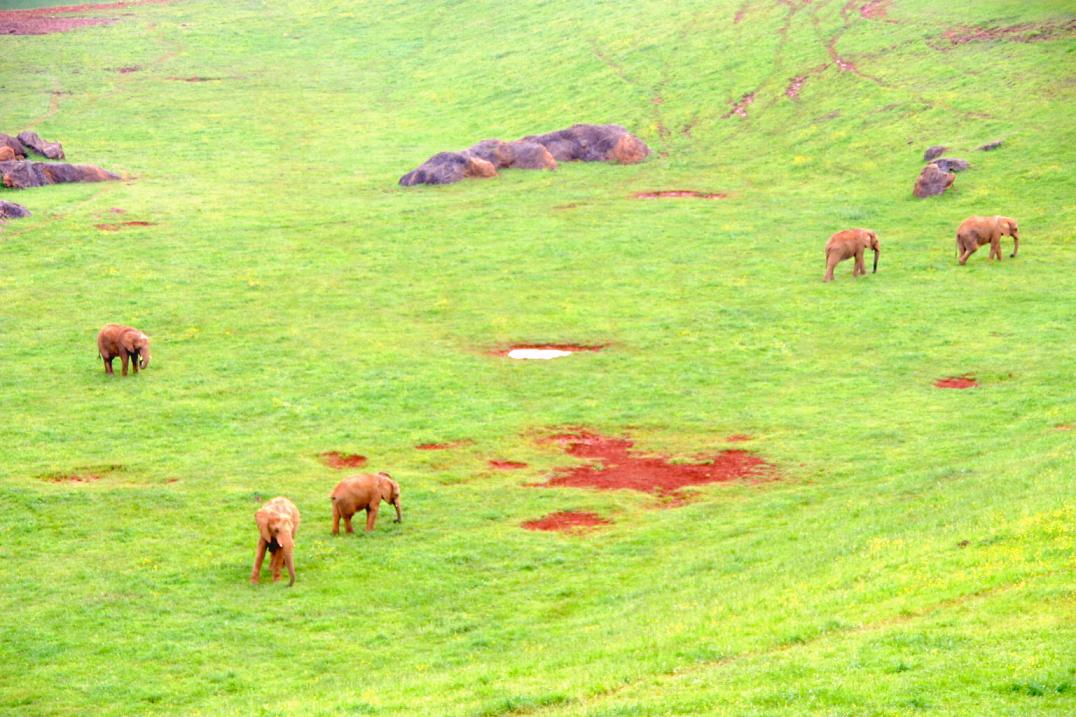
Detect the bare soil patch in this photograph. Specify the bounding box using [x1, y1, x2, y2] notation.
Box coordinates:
[492, 343, 605, 357]
[942, 20, 1076, 46]
[95, 221, 154, 231]
[522, 511, 610, 532]
[116, 65, 142, 73]
[318, 451, 368, 469]
[934, 375, 978, 389]
[533, 430, 775, 499]
[633, 190, 726, 200]
[415, 439, 474, 451]
[725, 434, 753, 442]
[859, 0, 892, 20]
[1053, 424, 1072, 431]
[489, 460, 528, 470]
[40, 463, 124, 483]
[0, 0, 170, 35]
[723, 92, 755, 119]
[166, 76, 224, 82]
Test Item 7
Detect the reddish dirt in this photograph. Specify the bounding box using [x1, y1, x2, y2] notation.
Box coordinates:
[95, 221, 155, 231]
[318, 451, 368, 469]
[734, 1, 749, 24]
[522, 511, 611, 532]
[165, 477, 179, 483]
[166, 76, 223, 82]
[785, 75, 808, 100]
[934, 376, 979, 389]
[533, 430, 775, 498]
[491, 343, 606, 356]
[415, 439, 474, 451]
[827, 38, 857, 72]
[1054, 424, 1072, 431]
[108, 207, 126, 214]
[633, 190, 727, 200]
[0, 0, 170, 35]
[489, 460, 528, 470]
[117, 65, 142, 73]
[942, 20, 1076, 46]
[43, 473, 102, 483]
[723, 92, 756, 119]
[859, 0, 892, 20]
[726, 434, 753, 442]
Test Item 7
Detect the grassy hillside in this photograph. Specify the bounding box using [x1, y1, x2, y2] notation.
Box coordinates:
[1, 0, 1073, 715]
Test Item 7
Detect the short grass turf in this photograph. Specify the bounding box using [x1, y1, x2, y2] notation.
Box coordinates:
[1, 0, 1074, 715]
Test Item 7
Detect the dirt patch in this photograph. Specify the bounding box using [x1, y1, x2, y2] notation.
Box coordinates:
[723, 92, 756, 119]
[859, 0, 892, 20]
[785, 75, 808, 100]
[1053, 424, 1072, 431]
[116, 65, 142, 73]
[726, 434, 753, 442]
[490, 460, 528, 470]
[532, 430, 775, 499]
[492, 343, 605, 357]
[0, 0, 170, 35]
[941, 20, 1076, 46]
[95, 221, 155, 231]
[827, 38, 857, 72]
[42, 473, 102, 483]
[415, 439, 474, 451]
[166, 76, 224, 82]
[633, 190, 727, 200]
[522, 511, 610, 532]
[934, 375, 978, 389]
[318, 451, 368, 469]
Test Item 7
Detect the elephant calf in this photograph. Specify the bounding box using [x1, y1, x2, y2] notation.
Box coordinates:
[97, 324, 150, 375]
[824, 228, 879, 282]
[956, 215, 1019, 264]
[251, 497, 301, 586]
[331, 472, 401, 534]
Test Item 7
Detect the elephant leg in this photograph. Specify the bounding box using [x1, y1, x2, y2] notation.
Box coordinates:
[366, 505, 380, 532]
[120, 350, 130, 376]
[332, 503, 341, 535]
[131, 355, 139, 373]
[991, 239, 1002, 260]
[344, 512, 354, 534]
[854, 250, 865, 276]
[270, 549, 284, 581]
[103, 356, 114, 374]
[959, 247, 974, 265]
[824, 252, 838, 282]
[251, 539, 267, 583]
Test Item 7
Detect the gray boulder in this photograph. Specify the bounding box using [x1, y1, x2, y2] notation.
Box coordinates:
[0, 200, 31, 219]
[17, 131, 64, 160]
[1, 160, 119, 189]
[923, 145, 947, 161]
[930, 157, 969, 173]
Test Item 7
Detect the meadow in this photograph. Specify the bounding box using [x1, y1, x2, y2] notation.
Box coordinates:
[0, 0, 1074, 714]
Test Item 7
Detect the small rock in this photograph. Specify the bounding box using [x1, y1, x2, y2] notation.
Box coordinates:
[913, 163, 956, 198]
[931, 157, 969, 173]
[398, 152, 498, 186]
[0, 134, 27, 159]
[0, 200, 31, 219]
[978, 140, 1003, 151]
[17, 131, 64, 160]
[923, 145, 947, 161]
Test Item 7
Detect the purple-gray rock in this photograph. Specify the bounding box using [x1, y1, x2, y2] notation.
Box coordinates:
[0, 134, 27, 160]
[0, 200, 31, 219]
[913, 163, 956, 198]
[398, 152, 497, 186]
[519, 123, 649, 163]
[17, 131, 64, 160]
[923, 145, 947, 161]
[930, 157, 969, 173]
[977, 140, 1003, 151]
[464, 139, 557, 170]
[0, 160, 119, 189]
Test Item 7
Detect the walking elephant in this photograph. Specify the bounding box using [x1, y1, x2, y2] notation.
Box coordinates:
[331, 473, 401, 534]
[956, 215, 1019, 264]
[251, 497, 301, 586]
[824, 229, 879, 282]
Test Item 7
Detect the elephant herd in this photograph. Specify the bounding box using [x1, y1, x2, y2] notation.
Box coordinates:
[251, 473, 402, 586]
[823, 214, 1021, 282]
[93, 212, 1021, 587]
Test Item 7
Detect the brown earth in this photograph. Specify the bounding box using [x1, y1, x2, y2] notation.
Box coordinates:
[725, 434, 753, 442]
[723, 92, 756, 119]
[532, 430, 775, 499]
[633, 190, 726, 199]
[0, 0, 170, 35]
[318, 451, 368, 469]
[43, 473, 102, 483]
[166, 76, 224, 82]
[859, 0, 892, 20]
[415, 439, 474, 451]
[491, 343, 606, 356]
[934, 376, 978, 389]
[942, 20, 1076, 46]
[489, 460, 528, 470]
[95, 221, 154, 231]
[521, 511, 611, 532]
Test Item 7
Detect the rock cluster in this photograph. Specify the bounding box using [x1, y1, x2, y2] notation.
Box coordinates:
[400, 123, 648, 186]
[1, 160, 119, 189]
[915, 143, 974, 198]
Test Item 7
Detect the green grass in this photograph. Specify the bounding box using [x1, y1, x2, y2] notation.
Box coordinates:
[1, 0, 1074, 715]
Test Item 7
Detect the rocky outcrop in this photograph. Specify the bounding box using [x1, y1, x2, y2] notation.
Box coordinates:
[913, 163, 956, 198]
[17, 131, 64, 160]
[0, 200, 31, 219]
[0, 160, 120, 189]
[930, 157, 969, 173]
[0, 134, 27, 159]
[400, 123, 648, 186]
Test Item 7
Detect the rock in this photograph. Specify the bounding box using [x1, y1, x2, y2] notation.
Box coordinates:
[17, 131, 64, 160]
[520, 123, 650, 163]
[913, 163, 956, 198]
[923, 145, 947, 161]
[0, 134, 27, 159]
[464, 139, 557, 170]
[0, 160, 120, 189]
[0, 200, 31, 219]
[930, 157, 969, 173]
[978, 140, 1003, 151]
[0, 147, 16, 162]
[398, 152, 498, 186]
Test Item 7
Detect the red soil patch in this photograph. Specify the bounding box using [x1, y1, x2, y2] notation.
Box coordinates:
[318, 451, 368, 469]
[108, 207, 126, 214]
[827, 38, 857, 72]
[942, 20, 1076, 46]
[43, 473, 102, 483]
[726, 434, 753, 442]
[633, 190, 727, 200]
[0, 0, 170, 35]
[415, 439, 474, 451]
[95, 221, 155, 231]
[934, 375, 979, 389]
[723, 92, 756, 119]
[166, 76, 223, 82]
[489, 460, 528, 470]
[785, 75, 808, 100]
[859, 0, 892, 20]
[491, 343, 606, 356]
[534, 430, 774, 498]
[117, 65, 142, 73]
[522, 511, 610, 532]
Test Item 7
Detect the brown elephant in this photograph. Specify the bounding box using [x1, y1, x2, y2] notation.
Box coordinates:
[97, 324, 150, 375]
[956, 215, 1019, 265]
[331, 472, 401, 534]
[251, 497, 301, 586]
[824, 229, 879, 282]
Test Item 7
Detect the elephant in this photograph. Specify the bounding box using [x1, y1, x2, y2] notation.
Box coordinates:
[956, 215, 1019, 265]
[331, 472, 401, 534]
[97, 324, 150, 375]
[251, 497, 301, 586]
[824, 229, 879, 282]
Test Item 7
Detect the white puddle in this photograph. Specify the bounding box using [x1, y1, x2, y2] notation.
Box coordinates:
[507, 348, 574, 360]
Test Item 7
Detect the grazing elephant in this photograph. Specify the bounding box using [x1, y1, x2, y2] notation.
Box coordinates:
[956, 215, 1019, 265]
[251, 497, 301, 586]
[97, 324, 150, 375]
[824, 229, 879, 282]
[331, 472, 401, 534]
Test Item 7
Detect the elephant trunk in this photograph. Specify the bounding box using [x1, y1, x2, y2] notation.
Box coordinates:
[284, 546, 295, 587]
[872, 248, 879, 274]
[393, 499, 402, 524]
[1011, 232, 1019, 258]
[139, 347, 150, 370]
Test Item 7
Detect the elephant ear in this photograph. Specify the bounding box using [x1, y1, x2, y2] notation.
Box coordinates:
[121, 330, 140, 352]
[255, 509, 274, 543]
[379, 476, 399, 501]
